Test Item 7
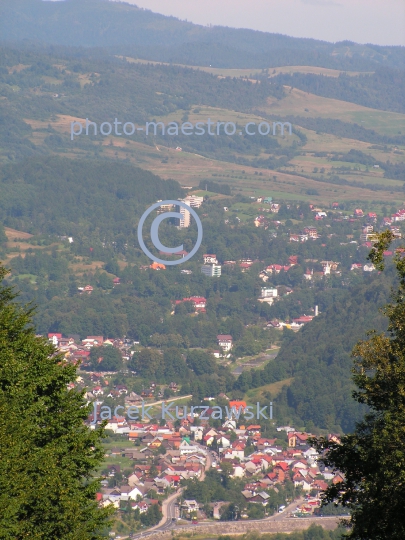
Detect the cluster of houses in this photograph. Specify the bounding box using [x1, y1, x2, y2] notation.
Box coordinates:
[289, 227, 319, 243]
[85, 380, 179, 402]
[97, 427, 208, 513]
[46, 330, 236, 376]
[256, 203, 405, 285]
[91, 398, 344, 519]
[201, 421, 344, 515]
[46, 333, 133, 368]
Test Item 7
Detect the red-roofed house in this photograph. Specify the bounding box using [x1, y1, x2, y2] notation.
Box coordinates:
[288, 432, 310, 448]
[292, 316, 313, 325]
[203, 254, 218, 264]
[312, 479, 328, 491]
[266, 264, 292, 274]
[175, 296, 207, 311]
[229, 401, 247, 412]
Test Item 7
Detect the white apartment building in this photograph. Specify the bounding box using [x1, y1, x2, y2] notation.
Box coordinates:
[201, 263, 222, 277]
[176, 199, 191, 228]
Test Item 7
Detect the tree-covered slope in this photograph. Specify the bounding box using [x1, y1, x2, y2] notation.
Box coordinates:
[1, 0, 405, 70]
[270, 69, 405, 114]
[236, 267, 396, 432]
[0, 156, 184, 235]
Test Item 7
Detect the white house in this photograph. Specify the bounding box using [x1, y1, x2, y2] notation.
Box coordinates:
[217, 334, 233, 352]
[203, 254, 218, 264]
[179, 440, 200, 455]
[363, 263, 375, 272]
[126, 486, 144, 500]
[231, 465, 246, 478]
[261, 288, 278, 298]
[182, 500, 199, 513]
[190, 426, 204, 441]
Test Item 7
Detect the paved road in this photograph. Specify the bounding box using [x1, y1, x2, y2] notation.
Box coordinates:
[130, 495, 307, 539]
[145, 395, 193, 408]
[131, 513, 338, 539]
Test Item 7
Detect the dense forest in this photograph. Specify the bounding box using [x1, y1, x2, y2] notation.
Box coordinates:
[0, 157, 184, 235]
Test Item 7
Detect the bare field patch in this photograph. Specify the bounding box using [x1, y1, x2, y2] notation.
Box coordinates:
[24, 114, 87, 132]
[6, 242, 36, 251]
[8, 64, 30, 74]
[116, 56, 264, 78]
[5, 227, 33, 241]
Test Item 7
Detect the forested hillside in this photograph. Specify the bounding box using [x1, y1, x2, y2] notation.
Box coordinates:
[236, 266, 395, 432]
[269, 69, 405, 113]
[0, 157, 184, 235]
[1, 0, 405, 70]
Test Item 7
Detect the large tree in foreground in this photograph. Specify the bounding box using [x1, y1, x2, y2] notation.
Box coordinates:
[312, 231, 405, 539]
[0, 267, 113, 539]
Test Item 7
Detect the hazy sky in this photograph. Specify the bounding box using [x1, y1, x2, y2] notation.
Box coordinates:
[114, 0, 405, 46]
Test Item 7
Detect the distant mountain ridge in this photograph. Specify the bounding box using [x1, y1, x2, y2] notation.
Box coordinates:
[1, 0, 404, 70]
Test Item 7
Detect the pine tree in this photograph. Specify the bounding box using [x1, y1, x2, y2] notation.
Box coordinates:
[0, 266, 113, 539]
[311, 231, 405, 539]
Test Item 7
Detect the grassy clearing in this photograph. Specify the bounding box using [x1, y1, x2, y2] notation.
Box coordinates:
[12, 273, 37, 284]
[267, 66, 373, 78]
[119, 57, 372, 79]
[70, 260, 105, 273]
[116, 56, 264, 78]
[261, 88, 405, 137]
[245, 378, 295, 401]
[301, 128, 405, 162]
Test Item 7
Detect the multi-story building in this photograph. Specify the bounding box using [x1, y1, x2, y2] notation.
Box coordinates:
[201, 263, 222, 277]
[183, 195, 204, 208]
[176, 199, 191, 228]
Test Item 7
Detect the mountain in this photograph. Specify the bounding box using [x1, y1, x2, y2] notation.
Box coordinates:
[1, 0, 405, 70]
